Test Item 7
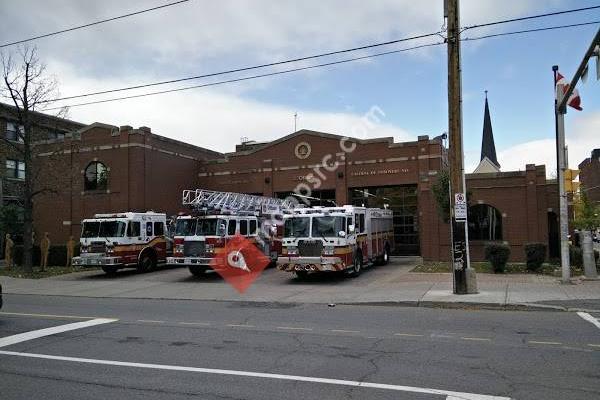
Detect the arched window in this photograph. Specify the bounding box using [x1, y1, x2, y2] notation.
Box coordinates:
[84, 161, 107, 191]
[468, 204, 502, 241]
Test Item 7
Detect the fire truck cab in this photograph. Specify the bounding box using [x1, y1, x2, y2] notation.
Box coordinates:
[166, 189, 290, 277]
[72, 212, 168, 274]
[167, 213, 280, 276]
[277, 206, 393, 278]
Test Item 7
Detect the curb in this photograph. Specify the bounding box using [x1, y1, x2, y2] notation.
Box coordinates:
[338, 300, 571, 312]
[4, 292, 600, 313]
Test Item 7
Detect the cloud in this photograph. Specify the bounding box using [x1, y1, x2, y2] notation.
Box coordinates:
[52, 64, 415, 153]
[472, 111, 600, 177]
[2, 0, 559, 157]
[1, 0, 545, 77]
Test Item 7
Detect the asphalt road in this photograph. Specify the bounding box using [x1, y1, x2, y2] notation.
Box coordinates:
[0, 294, 599, 400]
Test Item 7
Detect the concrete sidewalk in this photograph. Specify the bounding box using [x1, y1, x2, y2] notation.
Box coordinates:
[2, 258, 599, 311]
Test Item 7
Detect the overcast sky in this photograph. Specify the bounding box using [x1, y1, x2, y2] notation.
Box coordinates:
[1, 0, 598, 174]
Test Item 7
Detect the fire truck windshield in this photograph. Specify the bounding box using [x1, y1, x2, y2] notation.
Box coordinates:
[99, 221, 126, 237]
[175, 218, 196, 236]
[312, 216, 346, 237]
[81, 221, 126, 238]
[81, 222, 100, 238]
[284, 217, 310, 237]
[196, 219, 223, 235]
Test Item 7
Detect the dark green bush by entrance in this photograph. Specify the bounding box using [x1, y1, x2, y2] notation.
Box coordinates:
[484, 243, 510, 273]
[524, 243, 546, 272]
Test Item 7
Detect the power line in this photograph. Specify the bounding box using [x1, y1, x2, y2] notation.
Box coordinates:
[0, 0, 191, 49]
[43, 42, 444, 110]
[44, 15, 600, 110]
[46, 18, 600, 110]
[43, 4, 600, 104]
[44, 31, 442, 103]
[463, 20, 600, 41]
[463, 4, 600, 30]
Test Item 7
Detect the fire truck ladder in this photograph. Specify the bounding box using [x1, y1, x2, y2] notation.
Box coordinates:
[182, 189, 294, 214]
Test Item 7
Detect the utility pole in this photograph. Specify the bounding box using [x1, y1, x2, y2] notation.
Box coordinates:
[553, 27, 600, 284]
[446, 0, 476, 294]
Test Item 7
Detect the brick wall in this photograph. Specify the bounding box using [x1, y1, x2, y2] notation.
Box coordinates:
[33, 123, 220, 243]
[579, 149, 600, 205]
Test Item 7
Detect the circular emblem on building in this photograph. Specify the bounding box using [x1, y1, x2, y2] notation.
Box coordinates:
[294, 142, 311, 159]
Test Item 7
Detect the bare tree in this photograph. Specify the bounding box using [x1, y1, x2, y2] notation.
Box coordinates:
[1, 46, 67, 272]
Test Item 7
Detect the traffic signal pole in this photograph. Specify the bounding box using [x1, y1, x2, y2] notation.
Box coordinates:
[553, 65, 571, 283]
[446, 0, 477, 294]
[552, 27, 600, 284]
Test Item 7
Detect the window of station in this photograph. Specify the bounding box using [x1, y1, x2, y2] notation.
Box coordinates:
[6, 159, 25, 180]
[468, 204, 502, 241]
[84, 161, 108, 191]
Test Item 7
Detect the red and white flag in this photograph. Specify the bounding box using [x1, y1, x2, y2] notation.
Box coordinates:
[555, 72, 582, 111]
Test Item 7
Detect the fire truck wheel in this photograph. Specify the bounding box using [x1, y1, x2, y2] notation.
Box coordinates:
[295, 271, 309, 280]
[189, 266, 206, 277]
[101, 266, 118, 275]
[137, 253, 155, 273]
[350, 253, 363, 277]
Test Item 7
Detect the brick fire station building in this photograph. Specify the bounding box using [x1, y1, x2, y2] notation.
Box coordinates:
[1, 101, 560, 262]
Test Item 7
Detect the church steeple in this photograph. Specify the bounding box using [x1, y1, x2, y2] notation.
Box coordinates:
[481, 91, 499, 168]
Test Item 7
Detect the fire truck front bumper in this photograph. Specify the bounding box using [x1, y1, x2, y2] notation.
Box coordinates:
[72, 254, 123, 267]
[167, 256, 213, 267]
[277, 256, 345, 272]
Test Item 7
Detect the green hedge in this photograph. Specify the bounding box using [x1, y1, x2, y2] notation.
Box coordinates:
[484, 243, 510, 273]
[13, 244, 80, 267]
[524, 243, 546, 272]
[569, 245, 583, 267]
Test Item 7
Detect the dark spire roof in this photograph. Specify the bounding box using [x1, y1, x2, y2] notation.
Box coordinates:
[481, 91, 499, 168]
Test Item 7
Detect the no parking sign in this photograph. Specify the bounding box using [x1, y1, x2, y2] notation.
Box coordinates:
[454, 193, 467, 221]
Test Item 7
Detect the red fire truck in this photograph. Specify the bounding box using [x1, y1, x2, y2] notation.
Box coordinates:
[277, 206, 393, 278]
[167, 189, 291, 277]
[72, 212, 168, 274]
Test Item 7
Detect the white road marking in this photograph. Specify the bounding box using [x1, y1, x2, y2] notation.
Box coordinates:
[461, 337, 492, 342]
[528, 341, 562, 346]
[276, 326, 313, 331]
[179, 322, 211, 326]
[0, 350, 511, 400]
[394, 333, 424, 337]
[0, 318, 117, 348]
[227, 324, 255, 328]
[330, 329, 360, 334]
[0, 311, 98, 320]
[577, 312, 600, 330]
[137, 320, 165, 324]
